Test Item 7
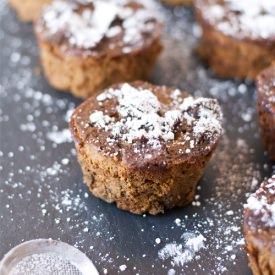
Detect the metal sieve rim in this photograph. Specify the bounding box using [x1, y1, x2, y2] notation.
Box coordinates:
[0, 239, 99, 275]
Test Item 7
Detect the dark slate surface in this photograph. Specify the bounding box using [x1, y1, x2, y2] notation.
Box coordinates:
[0, 1, 274, 274]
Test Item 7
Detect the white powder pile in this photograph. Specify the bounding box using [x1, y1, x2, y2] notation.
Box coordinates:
[158, 233, 206, 267]
[89, 83, 222, 145]
[202, 0, 275, 39]
[47, 128, 73, 144]
[90, 84, 179, 143]
[41, 0, 158, 52]
[119, 264, 127, 272]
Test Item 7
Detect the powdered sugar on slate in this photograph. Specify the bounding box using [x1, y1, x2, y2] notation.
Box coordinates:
[158, 233, 206, 267]
[1, 0, 274, 274]
[201, 0, 275, 40]
[89, 83, 222, 146]
[47, 128, 72, 144]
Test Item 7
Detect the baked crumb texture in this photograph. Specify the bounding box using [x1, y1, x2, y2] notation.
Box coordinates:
[35, 0, 162, 99]
[256, 65, 275, 161]
[244, 175, 275, 275]
[195, 0, 275, 80]
[9, 0, 52, 22]
[161, 0, 193, 6]
[70, 82, 223, 215]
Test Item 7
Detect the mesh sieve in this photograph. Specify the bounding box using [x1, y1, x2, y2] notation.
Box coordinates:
[0, 239, 99, 275]
[9, 252, 82, 275]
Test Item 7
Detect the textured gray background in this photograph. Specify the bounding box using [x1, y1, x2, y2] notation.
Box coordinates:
[0, 1, 274, 274]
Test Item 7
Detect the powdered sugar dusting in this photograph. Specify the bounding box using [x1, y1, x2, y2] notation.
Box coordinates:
[158, 233, 206, 267]
[90, 84, 178, 143]
[39, 0, 160, 53]
[200, 0, 275, 40]
[47, 128, 72, 144]
[89, 83, 222, 146]
[245, 175, 275, 228]
[257, 66, 275, 112]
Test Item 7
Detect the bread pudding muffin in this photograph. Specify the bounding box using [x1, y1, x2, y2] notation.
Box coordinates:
[70, 81, 223, 215]
[9, 0, 52, 22]
[256, 65, 275, 161]
[35, 0, 163, 98]
[195, 0, 275, 80]
[244, 175, 275, 275]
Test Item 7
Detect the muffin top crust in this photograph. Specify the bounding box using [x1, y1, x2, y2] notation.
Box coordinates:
[70, 82, 223, 169]
[36, 0, 162, 57]
[196, 0, 275, 42]
[257, 65, 275, 115]
[245, 175, 275, 236]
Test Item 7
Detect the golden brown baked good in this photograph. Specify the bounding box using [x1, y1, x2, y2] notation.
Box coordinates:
[35, 0, 162, 99]
[9, 0, 52, 22]
[256, 64, 275, 161]
[70, 81, 223, 215]
[161, 0, 192, 6]
[244, 175, 275, 275]
[195, 0, 275, 80]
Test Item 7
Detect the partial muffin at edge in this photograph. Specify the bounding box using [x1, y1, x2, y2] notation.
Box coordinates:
[244, 175, 275, 275]
[195, 0, 275, 80]
[35, 0, 163, 99]
[161, 0, 193, 6]
[9, 0, 52, 22]
[256, 64, 275, 161]
[70, 81, 223, 215]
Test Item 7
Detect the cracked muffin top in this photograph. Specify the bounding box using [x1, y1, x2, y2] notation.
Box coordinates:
[70, 81, 223, 169]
